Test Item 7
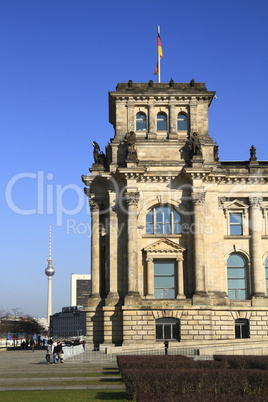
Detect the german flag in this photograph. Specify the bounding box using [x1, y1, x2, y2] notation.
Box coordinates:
[154, 29, 163, 75]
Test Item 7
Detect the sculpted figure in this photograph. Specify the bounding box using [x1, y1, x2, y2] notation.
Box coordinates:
[189, 132, 202, 158]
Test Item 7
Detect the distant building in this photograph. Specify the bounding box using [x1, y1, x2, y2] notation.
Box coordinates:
[50, 306, 86, 338]
[70, 274, 91, 307]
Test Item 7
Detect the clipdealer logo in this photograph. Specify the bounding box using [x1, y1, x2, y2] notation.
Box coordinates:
[5, 171, 88, 226]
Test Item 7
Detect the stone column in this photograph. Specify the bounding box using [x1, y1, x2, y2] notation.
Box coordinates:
[88, 199, 101, 305]
[176, 256, 185, 299]
[169, 101, 178, 139]
[189, 98, 198, 132]
[148, 101, 156, 139]
[127, 98, 135, 133]
[192, 192, 208, 302]
[249, 197, 266, 297]
[124, 191, 141, 304]
[146, 257, 154, 298]
[106, 192, 119, 305]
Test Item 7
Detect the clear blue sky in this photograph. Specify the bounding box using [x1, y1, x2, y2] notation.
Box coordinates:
[1, 0, 268, 318]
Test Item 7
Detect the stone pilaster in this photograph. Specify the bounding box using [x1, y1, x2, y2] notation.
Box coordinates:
[249, 197, 266, 300]
[124, 191, 142, 305]
[106, 192, 119, 306]
[148, 101, 156, 139]
[88, 199, 101, 306]
[169, 101, 178, 139]
[146, 257, 154, 298]
[192, 192, 209, 304]
[176, 257, 186, 299]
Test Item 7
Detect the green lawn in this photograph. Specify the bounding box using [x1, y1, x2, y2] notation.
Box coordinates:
[0, 389, 126, 401]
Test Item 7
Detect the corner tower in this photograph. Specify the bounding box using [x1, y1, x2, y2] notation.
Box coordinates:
[82, 80, 268, 349]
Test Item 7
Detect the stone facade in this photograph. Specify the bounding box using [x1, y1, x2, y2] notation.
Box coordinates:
[82, 80, 268, 348]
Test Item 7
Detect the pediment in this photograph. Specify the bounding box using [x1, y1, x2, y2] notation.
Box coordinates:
[144, 238, 185, 253]
[224, 199, 248, 210]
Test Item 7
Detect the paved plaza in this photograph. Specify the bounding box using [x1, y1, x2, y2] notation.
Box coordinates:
[0, 349, 124, 391]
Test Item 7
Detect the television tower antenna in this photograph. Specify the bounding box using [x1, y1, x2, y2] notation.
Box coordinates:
[45, 225, 55, 328]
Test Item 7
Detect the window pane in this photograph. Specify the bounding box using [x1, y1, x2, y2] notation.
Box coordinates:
[230, 225, 243, 235]
[136, 113, 146, 131]
[164, 288, 175, 298]
[177, 114, 188, 131]
[155, 276, 174, 288]
[164, 325, 171, 339]
[228, 254, 245, 267]
[146, 223, 154, 234]
[228, 278, 246, 288]
[156, 325, 163, 340]
[146, 209, 153, 223]
[163, 223, 171, 234]
[227, 267, 246, 278]
[237, 289, 247, 300]
[227, 253, 247, 300]
[154, 261, 175, 274]
[163, 207, 170, 221]
[230, 213, 242, 224]
[230, 213, 243, 235]
[157, 113, 167, 131]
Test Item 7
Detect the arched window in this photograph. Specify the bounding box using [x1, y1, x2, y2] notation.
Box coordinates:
[227, 254, 248, 300]
[156, 317, 180, 341]
[136, 112, 146, 131]
[157, 112, 167, 131]
[146, 206, 181, 235]
[177, 113, 188, 131]
[235, 319, 250, 339]
[266, 256, 268, 295]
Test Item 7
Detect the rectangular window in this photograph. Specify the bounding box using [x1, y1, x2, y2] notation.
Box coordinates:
[154, 260, 175, 299]
[229, 213, 243, 235]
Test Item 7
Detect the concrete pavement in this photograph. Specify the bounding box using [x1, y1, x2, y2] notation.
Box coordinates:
[0, 349, 124, 391]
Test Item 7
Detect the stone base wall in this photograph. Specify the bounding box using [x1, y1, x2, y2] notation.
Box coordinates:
[86, 305, 268, 346]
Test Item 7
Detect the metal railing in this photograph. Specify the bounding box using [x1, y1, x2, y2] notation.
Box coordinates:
[65, 343, 268, 364]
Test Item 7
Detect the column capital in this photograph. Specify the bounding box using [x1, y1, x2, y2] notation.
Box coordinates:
[249, 196, 263, 209]
[89, 199, 100, 212]
[146, 257, 154, 262]
[125, 191, 140, 206]
[192, 191, 206, 205]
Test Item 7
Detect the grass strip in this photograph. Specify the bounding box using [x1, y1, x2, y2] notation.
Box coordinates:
[0, 389, 127, 401]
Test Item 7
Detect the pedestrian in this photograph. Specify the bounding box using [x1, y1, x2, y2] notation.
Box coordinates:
[164, 339, 169, 355]
[52, 340, 58, 363]
[46, 339, 53, 364]
[56, 340, 64, 363]
[30, 339, 35, 352]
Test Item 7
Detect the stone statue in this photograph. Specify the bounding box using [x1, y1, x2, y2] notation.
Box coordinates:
[214, 145, 219, 161]
[125, 131, 137, 160]
[249, 145, 257, 162]
[92, 141, 106, 167]
[189, 132, 202, 158]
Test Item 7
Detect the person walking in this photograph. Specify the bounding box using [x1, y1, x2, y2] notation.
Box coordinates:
[46, 339, 53, 364]
[164, 339, 169, 355]
[52, 340, 58, 363]
[55, 340, 64, 363]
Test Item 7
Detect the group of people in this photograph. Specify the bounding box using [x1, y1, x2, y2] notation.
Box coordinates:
[46, 339, 64, 364]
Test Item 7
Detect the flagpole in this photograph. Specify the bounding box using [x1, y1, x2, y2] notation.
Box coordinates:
[157, 25, 161, 83]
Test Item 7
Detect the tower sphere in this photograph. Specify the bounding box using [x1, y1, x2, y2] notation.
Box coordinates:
[45, 259, 55, 277]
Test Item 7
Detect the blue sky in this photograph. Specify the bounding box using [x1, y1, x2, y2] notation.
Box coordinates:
[1, 0, 268, 318]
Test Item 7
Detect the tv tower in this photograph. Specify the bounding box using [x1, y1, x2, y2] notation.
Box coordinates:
[45, 225, 55, 328]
